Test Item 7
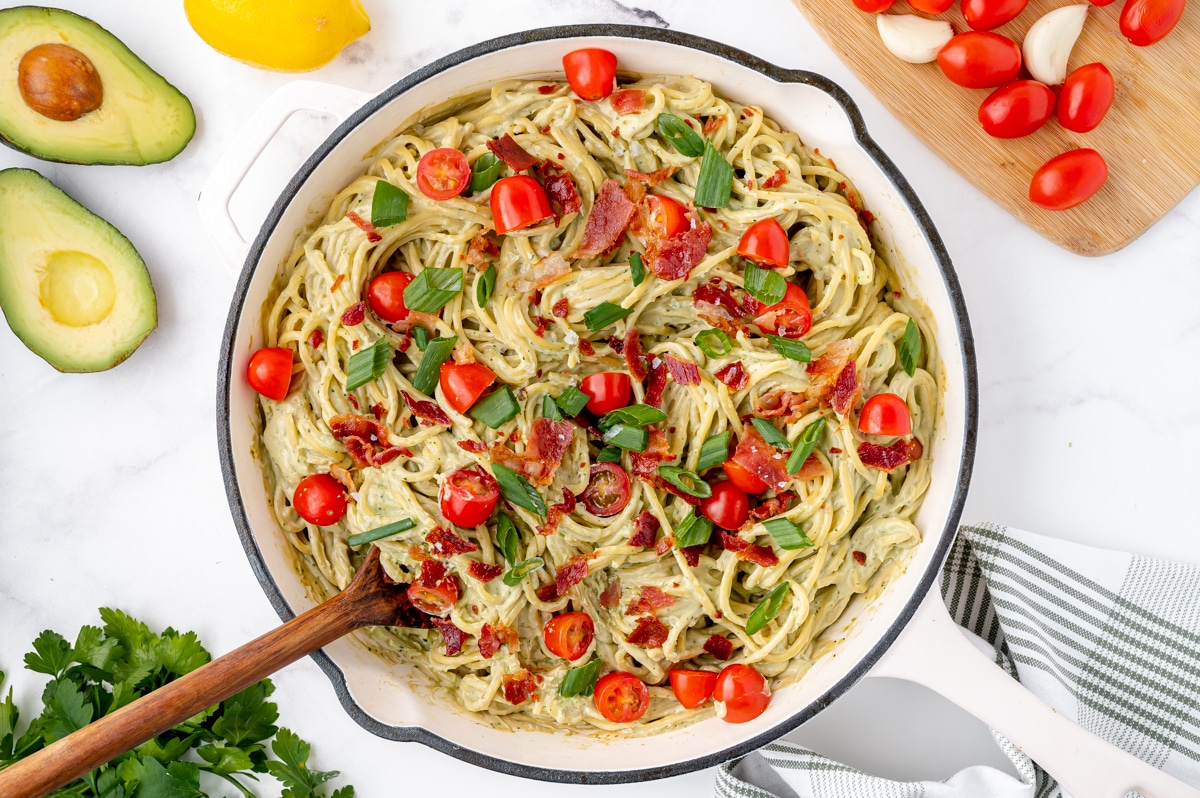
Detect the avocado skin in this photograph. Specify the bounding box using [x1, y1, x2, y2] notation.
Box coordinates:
[0, 168, 157, 372]
[0, 7, 196, 165]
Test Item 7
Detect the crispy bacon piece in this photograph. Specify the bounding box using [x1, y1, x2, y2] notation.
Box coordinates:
[623, 328, 647, 381]
[853, 550, 867, 565]
[418, 559, 447, 587]
[408, 543, 430, 562]
[538, 488, 576, 536]
[599, 579, 622, 608]
[402, 392, 452, 427]
[551, 298, 570, 318]
[704, 635, 733, 661]
[427, 527, 479, 558]
[330, 413, 390, 446]
[664, 354, 700, 386]
[577, 179, 637, 258]
[830, 361, 859, 417]
[329, 465, 356, 496]
[370, 403, 386, 420]
[693, 283, 745, 324]
[714, 362, 749, 391]
[795, 453, 830, 481]
[538, 84, 556, 95]
[346, 211, 381, 243]
[372, 446, 409, 466]
[391, 310, 441, 336]
[452, 343, 477, 365]
[655, 536, 674, 557]
[627, 616, 669, 647]
[341, 301, 366, 327]
[808, 340, 858, 403]
[748, 491, 796, 522]
[611, 89, 646, 115]
[629, 430, 676, 483]
[578, 339, 595, 356]
[503, 670, 538, 705]
[342, 437, 375, 470]
[645, 221, 713, 281]
[479, 624, 500, 659]
[717, 530, 749, 552]
[737, 544, 780, 568]
[515, 252, 571, 292]
[755, 340, 859, 422]
[625, 166, 676, 186]
[487, 134, 539, 171]
[644, 357, 669, 408]
[681, 546, 702, 566]
[629, 511, 659, 547]
[623, 177, 646, 206]
[490, 417, 574, 487]
[309, 328, 324, 348]
[625, 585, 675, 616]
[467, 561, 503, 583]
[555, 552, 594, 596]
[755, 390, 803, 420]
[858, 438, 923, 472]
[457, 439, 487, 453]
[431, 618, 466, 656]
[762, 168, 787, 189]
[466, 232, 500, 267]
[544, 172, 582, 220]
[731, 424, 790, 492]
[536, 583, 559, 602]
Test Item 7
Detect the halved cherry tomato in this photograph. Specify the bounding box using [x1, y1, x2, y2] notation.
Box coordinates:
[562, 48, 618, 101]
[439, 362, 496, 414]
[490, 175, 553, 235]
[858, 393, 912, 436]
[407, 578, 459, 616]
[1029, 149, 1108, 211]
[367, 271, 414, 323]
[754, 282, 812, 339]
[713, 664, 770, 723]
[853, 0, 894, 10]
[908, 0, 954, 11]
[699, 480, 750, 531]
[937, 32, 1022, 89]
[669, 669, 719, 709]
[723, 458, 769, 495]
[962, 0, 1029, 29]
[579, 463, 632, 517]
[645, 194, 689, 239]
[439, 465, 500, 528]
[737, 218, 790, 269]
[1120, 0, 1185, 45]
[1056, 63, 1114, 133]
[293, 473, 347, 526]
[594, 672, 650, 723]
[247, 347, 293, 401]
[580, 372, 632, 415]
[544, 612, 595, 660]
[978, 80, 1055, 139]
[416, 148, 470, 200]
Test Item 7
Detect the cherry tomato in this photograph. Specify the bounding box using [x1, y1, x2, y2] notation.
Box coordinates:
[1120, 0, 1185, 44]
[978, 80, 1055, 138]
[544, 612, 595, 660]
[293, 473, 347, 526]
[1056, 63, 1114, 133]
[1029, 148, 1108, 211]
[439, 465, 500, 528]
[579, 463, 632, 517]
[962, 0, 1029, 29]
[247, 347, 293, 401]
[594, 672, 650, 723]
[858, 393, 912, 436]
[712, 664, 771, 724]
[490, 175, 553, 235]
[645, 194, 689, 239]
[853, 0, 895, 8]
[416, 148, 470, 201]
[723, 458, 769, 495]
[754, 282, 812, 339]
[580, 372, 632, 415]
[699, 480, 750, 531]
[737, 218, 790, 269]
[562, 48, 618, 101]
[407, 577, 459, 616]
[669, 669, 719, 709]
[908, 0, 954, 11]
[937, 32, 1022, 89]
[1090, 0, 1117, 5]
[367, 271, 414, 323]
[438, 362, 496, 414]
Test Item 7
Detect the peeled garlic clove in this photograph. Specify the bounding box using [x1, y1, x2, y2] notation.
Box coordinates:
[877, 14, 954, 64]
[1022, 4, 1089, 85]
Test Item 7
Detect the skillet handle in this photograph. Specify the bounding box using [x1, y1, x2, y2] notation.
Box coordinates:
[197, 80, 371, 273]
[870, 590, 1200, 798]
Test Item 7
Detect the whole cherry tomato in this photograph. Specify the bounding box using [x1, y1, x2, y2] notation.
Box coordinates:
[293, 474, 347, 526]
[580, 372, 632, 415]
[367, 271, 414, 323]
[645, 194, 689, 239]
[1056, 63, 1114, 133]
[737, 218, 790, 269]
[579, 463, 632, 517]
[723, 458, 769, 495]
[439, 465, 500, 528]
[962, 0, 1029, 29]
[699, 480, 750, 531]
[438, 362, 496, 414]
[713, 664, 771, 723]
[754, 282, 812, 339]
[543, 612, 595, 660]
[407, 577, 459, 616]
[669, 669, 719, 709]
[937, 32, 1022, 89]
[416, 148, 470, 200]
[908, 0, 954, 11]
[247, 346, 293, 401]
[562, 48, 618, 100]
[1029, 149, 1108, 211]
[978, 80, 1055, 139]
[594, 672, 650, 722]
[858, 393, 913, 436]
[1120, 0, 1185, 45]
[490, 175, 553, 234]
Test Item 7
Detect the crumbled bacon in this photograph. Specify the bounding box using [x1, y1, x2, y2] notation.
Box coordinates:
[487, 134, 539, 171]
[622, 176, 646, 205]
[577, 179, 637, 258]
[610, 336, 625, 354]
[578, 339, 595, 356]
[490, 417, 574, 487]
[370, 403, 386, 421]
[749, 491, 796, 522]
[330, 413, 390, 446]
[858, 438, 923, 472]
[625, 585, 675, 616]
[718, 530, 749, 552]
[625, 166, 677, 186]
[308, 329, 324, 348]
[627, 616, 669, 647]
[341, 301, 366, 327]
[795, 453, 830, 481]
[457, 439, 487, 453]
[629, 430, 676, 483]
[538, 84, 556, 95]
[704, 635, 733, 661]
[645, 221, 713, 281]
[555, 552, 594, 596]
[611, 89, 646, 115]
[599, 579, 622, 608]
[830, 361, 859, 417]
[714, 362, 749, 391]
[762, 168, 787, 189]
[681, 546, 702, 566]
[544, 172, 582, 220]
[431, 618, 466, 656]
[755, 340, 858, 422]
[427, 527, 479, 558]
[503, 670, 538, 705]
[629, 511, 659, 548]
[807, 340, 858, 401]
[395, 333, 411, 353]
[418, 559, 447, 587]
[452, 343, 477, 365]
[408, 543, 430, 562]
[664, 354, 700, 386]
[479, 624, 500, 659]
[655, 536, 675, 556]
[342, 437, 375, 470]
[853, 550, 867, 565]
[402, 392, 452, 427]
[737, 544, 780, 568]
[536, 583, 559, 602]
[346, 211, 382, 243]
[533, 316, 550, 337]
[467, 561, 503, 583]
[515, 252, 571, 292]
[644, 357, 669, 408]
[623, 328, 648, 381]
[329, 465, 356, 496]
[731, 424, 790, 492]
[466, 232, 500, 267]
[372, 445, 409, 466]
[538, 488, 577, 536]
[552, 298, 570, 318]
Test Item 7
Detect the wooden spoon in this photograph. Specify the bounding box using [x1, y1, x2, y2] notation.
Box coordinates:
[0, 547, 427, 798]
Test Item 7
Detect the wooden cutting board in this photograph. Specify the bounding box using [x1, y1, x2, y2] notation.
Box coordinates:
[794, 0, 1200, 255]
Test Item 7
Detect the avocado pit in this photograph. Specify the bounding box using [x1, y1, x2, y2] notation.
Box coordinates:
[18, 43, 103, 122]
[39, 250, 116, 327]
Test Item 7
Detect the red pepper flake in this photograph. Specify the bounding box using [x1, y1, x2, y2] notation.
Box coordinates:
[532, 289, 543, 304]
[704, 635, 733, 661]
[341, 301, 366, 327]
[396, 333, 411, 353]
[893, 291, 902, 297]
[578, 339, 595, 356]
[829, 447, 842, 454]
[611, 128, 621, 137]
[509, 430, 520, 442]
[426, 527, 479, 558]
[714, 362, 749, 391]
[346, 211, 382, 243]
[627, 616, 669, 647]
[346, 394, 359, 410]
[762, 168, 787, 189]
[552, 298, 570, 318]
[457, 439, 487, 453]
[538, 84, 556, 94]
[747, 179, 755, 190]
[853, 550, 867, 565]
[534, 316, 549, 337]
[703, 116, 722, 135]
[431, 618, 466, 656]
[351, 340, 360, 351]
[468, 561, 504, 583]
[540, 125, 550, 135]
[330, 274, 345, 293]
[557, 153, 565, 160]
[370, 403, 385, 420]
[308, 329, 324, 348]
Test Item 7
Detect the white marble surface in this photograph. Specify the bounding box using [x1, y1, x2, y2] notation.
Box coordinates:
[2, 0, 1198, 794]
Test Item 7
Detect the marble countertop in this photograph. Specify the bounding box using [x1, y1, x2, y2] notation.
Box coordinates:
[3, 0, 1198, 794]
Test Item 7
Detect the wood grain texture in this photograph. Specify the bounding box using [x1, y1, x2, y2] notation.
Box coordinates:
[794, 0, 1200, 255]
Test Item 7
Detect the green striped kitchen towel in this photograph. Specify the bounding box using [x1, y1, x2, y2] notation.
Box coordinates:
[716, 523, 1200, 798]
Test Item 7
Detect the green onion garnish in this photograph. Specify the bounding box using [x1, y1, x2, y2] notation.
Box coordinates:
[410, 335, 456, 395]
[542, 394, 563, 421]
[751, 418, 791, 450]
[655, 113, 705, 158]
[346, 518, 415, 548]
[470, 385, 520, 429]
[786, 417, 826, 475]
[496, 513, 521, 565]
[696, 431, 732, 472]
[583, 301, 634, 332]
[629, 252, 646, 287]
[762, 517, 813, 550]
[471, 152, 504, 194]
[555, 385, 589, 417]
[745, 583, 790, 635]
[744, 263, 786, 305]
[598, 404, 668, 430]
[695, 328, 732, 358]
[602, 423, 649, 452]
[898, 318, 920, 377]
[412, 326, 430, 351]
[768, 335, 811, 363]
[345, 338, 390, 391]
[693, 140, 734, 208]
[503, 556, 544, 586]
[476, 263, 497, 307]
[596, 447, 623, 463]
[559, 659, 603, 698]
[492, 463, 546, 517]
[674, 511, 714, 548]
[371, 180, 409, 228]
[403, 267, 463, 314]
[657, 465, 712, 498]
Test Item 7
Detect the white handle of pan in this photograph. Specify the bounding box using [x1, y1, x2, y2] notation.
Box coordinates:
[197, 80, 372, 274]
[871, 589, 1200, 798]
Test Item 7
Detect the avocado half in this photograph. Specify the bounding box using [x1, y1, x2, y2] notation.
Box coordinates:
[0, 6, 195, 165]
[0, 168, 157, 372]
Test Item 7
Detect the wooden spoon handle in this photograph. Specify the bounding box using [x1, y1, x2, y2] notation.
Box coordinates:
[0, 590, 360, 798]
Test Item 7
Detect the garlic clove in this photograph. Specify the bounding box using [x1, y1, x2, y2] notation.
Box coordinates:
[1022, 5, 1089, 86]
[877, 14, 955, 64]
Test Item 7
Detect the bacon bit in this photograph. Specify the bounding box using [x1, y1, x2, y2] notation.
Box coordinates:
[331, 413, 383, 443]
[538, 488, 576, 536]
[625, 585, 675, 616]
[600, 579, 622, 608]
[693, 283, 754, 333]
[427, 527, 479, 558]
[533, 316, 549, 338]
[704, 635, 734, 661]
[655, 536, 675, 556]
[853, 550, 867, 565]
[762, 168, 787, 189]
[756, 340, 858, 422]
[536, 583, 559, 602]
[645, 220, 713, 281]
[644, 358, 669, 408]
[748, 491, 796, 522]
[860, 209, 876, 226]
[478, 624, 500, 658]
[629, 429, 675, 483]
[681, 546, 702, 566]
[408, 543, 430, 563]
[308, 329, 324, 348]
[545, 172, 582, 220]
[737, 544, 780, 568]
[451, 343, 477, 366]
[625, 166, 677, 187]
[330, 274, 346, 293]
[858, 438, 923, 472]
[663, 354, 700, 386]
[431, 618, 466, 656]
[747, 180, 754, 190]
[342, 436, 374, 469]
[490, 417, 575, 487]
[341, 301, 366, 327]
[538, 84, 556, 95]
[402, 391, 452, 426]
[503, 670, 538, 705]
[578, 339, 595, 356]
[351, 340, 360, 352]
[629, 510, 659, 547]
[622, 328, 647, 381]
[346, 392, 360, 407]
[418, 559, 447, 587]
[329, 465, 356, 496]
[718, 530, 750, 551]
[370, 403, 386, 421]
[611, 88, 646, 115]
[731, 424, 789, 492]
[795, 453, 830, 481]
[467, 561, 503, 583]
[346, 211, 382, 243]
[396, 333, 411, 353]
[830, 361, 860, 417]
[611, 128, 621, 138]
[515, 252, 571, 293]
[714, 362, 749, 391]
[627, 616, 669, 647]
[555, 552, 594, 596]
[551, 298, 570, 318]
[373, 446, 409, 466]
[510, 430, 520, 443]
[532, 289, 544, 305]
[487, 134, 539, 172]
[466, 232, 500, 267]
[829, 447, 842, 454]
[577, 179, 637, 258]
[457, 439, 487, 453]
[703, 116, 723, 135]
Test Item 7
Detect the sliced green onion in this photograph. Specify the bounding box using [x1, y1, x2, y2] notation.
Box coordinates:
[346, 338, 390, 391]
[767, 335, 811, 363]
[762, 517, 813, 550]
[412, 326, 430, 351]
[470, 152, 504, 194]
[696, 431, 732, 472]
[542, 394, 563, 421]
[584, 301, 634, 332]
[674, 511, 714, 548]
[555, 385, 589, 417]
[371, 180, 409, 227]
[346, 518, 415, 548]
[629, 252, 646, 287]
[598, 404, 667, 430]
[470, 385, 520, 429]
[403, 268, 463, 314]
[898, 318, 921, 377]
[744, 263, 786, 306]
[693, 140, 734, 208]
[657, 465, 712, 498]
[559, 658, 603, 698]
[496, 513, 521, 566]
[602, 424, 648, 453]
[695, 328, 732, 358]
[655, 113, 705, 158]
[492, 463, 546, 517]
[786, 417, 826, 475]
[503, 556, 544, 586]
[410, 335, 456, 395]
[751, 418, 791, 450]
[745, 583, 790, 635]
[476, 264, 497, 307]
[596, 446, 623, 463]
